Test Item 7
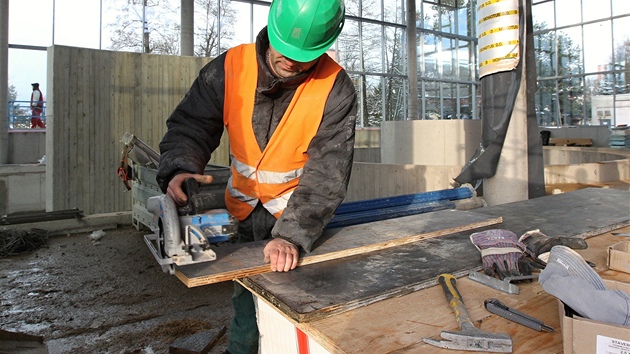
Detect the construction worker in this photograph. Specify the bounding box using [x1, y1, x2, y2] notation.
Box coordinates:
[30, 83, 46, 129]
[156, 0, 357, 352]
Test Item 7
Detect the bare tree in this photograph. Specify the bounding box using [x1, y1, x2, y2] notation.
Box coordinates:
[195, 0, 236, 57]
[107, 0, 181, 54]
[106, 0, 235, 57]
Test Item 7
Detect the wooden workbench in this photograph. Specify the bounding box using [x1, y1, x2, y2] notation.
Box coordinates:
[290, 227, 630, 353]
[238, 188, 630, 353]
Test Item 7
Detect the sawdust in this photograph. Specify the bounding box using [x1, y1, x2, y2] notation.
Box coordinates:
[0, 225, 233, 353]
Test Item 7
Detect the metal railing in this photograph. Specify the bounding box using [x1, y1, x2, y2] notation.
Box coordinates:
[7, 100, 47, 129]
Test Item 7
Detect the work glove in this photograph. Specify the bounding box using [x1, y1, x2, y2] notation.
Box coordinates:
[470, 229, 530, 280]
[519, 229, 588, 267]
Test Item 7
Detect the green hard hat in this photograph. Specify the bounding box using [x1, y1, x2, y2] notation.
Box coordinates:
[267, 0, 345, 63]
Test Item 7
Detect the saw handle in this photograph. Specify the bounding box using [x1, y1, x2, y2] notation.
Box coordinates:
[438, 273, 476, 332]
[180, 178, 201, 215]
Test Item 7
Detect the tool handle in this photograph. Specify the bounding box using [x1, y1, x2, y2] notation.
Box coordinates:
[438, 273, 475, 331]
[484, 298, 554, 332]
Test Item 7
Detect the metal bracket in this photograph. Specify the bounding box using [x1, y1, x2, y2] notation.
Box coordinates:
[468, 270, 538, 295]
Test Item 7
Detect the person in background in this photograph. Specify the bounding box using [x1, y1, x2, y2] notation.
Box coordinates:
[30, 83, 46, 129]
[155, 0, 357, 352]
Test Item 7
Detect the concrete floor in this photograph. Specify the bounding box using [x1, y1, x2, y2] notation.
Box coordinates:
[0, 226, 233, 354]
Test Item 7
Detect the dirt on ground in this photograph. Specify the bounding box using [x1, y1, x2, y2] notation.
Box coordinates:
[0, 226, 234, 354]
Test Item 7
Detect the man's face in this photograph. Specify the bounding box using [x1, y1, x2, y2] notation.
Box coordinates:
[267, 46, 319, 79]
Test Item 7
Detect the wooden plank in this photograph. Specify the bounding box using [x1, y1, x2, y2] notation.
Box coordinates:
[549, 137, 593, 146]
[175, 210, 503, 287]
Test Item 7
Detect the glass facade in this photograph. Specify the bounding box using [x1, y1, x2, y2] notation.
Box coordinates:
[6, 0, 630, 126]
[532, 0, 630, 126]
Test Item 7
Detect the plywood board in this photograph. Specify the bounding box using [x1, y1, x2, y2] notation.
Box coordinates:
[176, 209, 502, 287]
[243, 188, 630, 323]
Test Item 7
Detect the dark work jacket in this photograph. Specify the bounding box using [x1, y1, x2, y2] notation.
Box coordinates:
[156, 28, 358, 252]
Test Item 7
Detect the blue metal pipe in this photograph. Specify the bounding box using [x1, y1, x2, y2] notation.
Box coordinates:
[334, 186, 473, 215]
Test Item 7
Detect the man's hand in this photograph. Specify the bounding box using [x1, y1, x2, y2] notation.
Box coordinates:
[263, 238, 299, 272]
[166, 173, 214, 206]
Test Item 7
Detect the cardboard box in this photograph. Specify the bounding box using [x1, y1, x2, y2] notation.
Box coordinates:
[558, 279, 630, 354]
[608, 241, 630, 274]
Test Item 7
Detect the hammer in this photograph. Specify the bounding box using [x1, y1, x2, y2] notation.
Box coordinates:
[423, 273, 513, 353]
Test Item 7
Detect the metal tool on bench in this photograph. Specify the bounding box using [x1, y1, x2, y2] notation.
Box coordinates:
[484, 298, 554, 332]
[468, 270, 538, 295]
[423, 273, 513, 353]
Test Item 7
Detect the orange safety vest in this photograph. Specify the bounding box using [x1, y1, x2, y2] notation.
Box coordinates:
[223, 43, 342, 220]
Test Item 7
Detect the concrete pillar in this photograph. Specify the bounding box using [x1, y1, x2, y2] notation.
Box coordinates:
[483, 65, 530, 205]
[181, 0, 194, 56]
[484, 0, 544, 205]
[405, 0, 419, 120]
[0, 0, 9, 164]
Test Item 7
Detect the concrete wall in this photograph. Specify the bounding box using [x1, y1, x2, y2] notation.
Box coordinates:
[0, 165, 46, 214]
[543, 147, 630, 185]
[381, 120, 482, 165]
[539, 125, 611, 147]
[7, 131, 46, 164]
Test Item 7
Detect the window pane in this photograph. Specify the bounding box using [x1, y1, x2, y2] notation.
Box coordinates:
[345, 0, 360, 18]
[458, 84, 473, 119]
[584, 74, 599, 125]
[555, 0, 581, 28]
[442, 82, 456, 119]
[365, 76, 383, 126]
[363, 22, 384, 73]
[55, 0, 103, 48]
[337, 19, 361, 72]
[252, 4, 270, 39]
[420, 33, 439, 78]
[9, 0, 53, 46]
[384, 76, 407, 121]
[457, 40, 473, 81]
[231, 2, 254, 45]
[349, 73, 366, 126]
[362, 0, 384, 22]
[583, 0, 611, 23]
[440, 6, 456, 34]
[612, 0, 630, 15]
[423, 2, 440, 30]
[456, 5, 472, 36]
[442, 37, 456, 79]
[536, 79, 556, 126]
[532, 1, 555, 28]
[8, 49, 48, 102]
[558, 78, 585, 126]
[557, 26, 583, 75]
[384, 0, 405, 24]
[423, 81, 441, 120]
[385, 26, 406, 76]
[613, 17, 630, 95]
[535, 29, 557, 78]
[583, 21, 612, 74]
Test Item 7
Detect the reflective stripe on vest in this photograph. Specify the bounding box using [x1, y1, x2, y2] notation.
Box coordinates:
[223, 43, 342, 220]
